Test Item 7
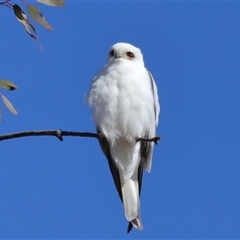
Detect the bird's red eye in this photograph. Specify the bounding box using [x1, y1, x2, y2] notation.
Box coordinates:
[126, 51, 134, 59]
[109, 49, 114, 56]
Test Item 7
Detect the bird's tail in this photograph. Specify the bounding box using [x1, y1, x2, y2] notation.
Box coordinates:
[120, 175, 143, 231]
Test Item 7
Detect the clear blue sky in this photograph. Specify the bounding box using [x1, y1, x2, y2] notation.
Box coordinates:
[1, 1, 240, 239]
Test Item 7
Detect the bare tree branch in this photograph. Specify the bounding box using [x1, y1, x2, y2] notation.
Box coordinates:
[0, 129, 161, 144]
[0, 130, 98, 142]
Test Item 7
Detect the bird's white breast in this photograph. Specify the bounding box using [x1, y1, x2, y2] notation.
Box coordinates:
[88, 61, 156, 145]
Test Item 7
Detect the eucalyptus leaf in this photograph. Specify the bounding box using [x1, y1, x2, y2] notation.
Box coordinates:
[37, 0, 65, 7]
[13, 4, 42, 52]
[28, 4, 53, 31]
[0, 93, 18, 115]
[0, 80, 18, 91]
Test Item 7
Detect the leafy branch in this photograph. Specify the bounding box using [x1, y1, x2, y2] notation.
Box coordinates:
[0, 0, 66, 51]
[0, 1, 66, 116]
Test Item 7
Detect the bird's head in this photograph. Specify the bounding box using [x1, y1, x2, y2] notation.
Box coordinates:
[107, 42, 145, 66]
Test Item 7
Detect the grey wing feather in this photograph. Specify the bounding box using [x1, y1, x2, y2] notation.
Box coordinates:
[97, 128, 136, 233]
[97, 128, 123, 201]
[148, 71, 160, 126]
[97, 128, 147, 233]
[143, 71, 160, 172]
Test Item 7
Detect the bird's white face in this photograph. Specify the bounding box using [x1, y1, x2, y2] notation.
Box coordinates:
[107, 42, 145, 67]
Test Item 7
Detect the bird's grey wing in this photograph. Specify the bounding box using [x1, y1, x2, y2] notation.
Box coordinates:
[98, 127, 145, 233]
[97, 128, 123, 202]
[142, 71, 160, 172]
[98, 128, 142, 233]
[148, 70, 160, 126]
[98, 130, 142, 231]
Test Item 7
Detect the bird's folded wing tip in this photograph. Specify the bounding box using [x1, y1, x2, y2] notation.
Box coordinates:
[131, 218, 143, 231]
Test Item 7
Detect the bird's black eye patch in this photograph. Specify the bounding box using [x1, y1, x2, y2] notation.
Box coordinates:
[109, 49, 114, 57]
[126, 51, 134, 59]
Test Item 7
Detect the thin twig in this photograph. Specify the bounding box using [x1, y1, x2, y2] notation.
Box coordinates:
[0, 0, 13, 8]
[0, 129, 161, 144]
[136, 136, 162, 145]
[0, 130, 98, 142]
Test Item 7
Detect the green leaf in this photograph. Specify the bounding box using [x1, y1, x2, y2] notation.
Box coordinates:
[28, 4, 53, 31]
[37, 0, 65, 7]
[0, 93, 18, 115]
[13, 4, 26, 20]
[0, 80, 18, 91]
[13, 4, 38, 39]
[13, 4, 43, 52]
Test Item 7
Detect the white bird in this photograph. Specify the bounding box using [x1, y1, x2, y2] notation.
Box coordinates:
[87, 42, 160, 232]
